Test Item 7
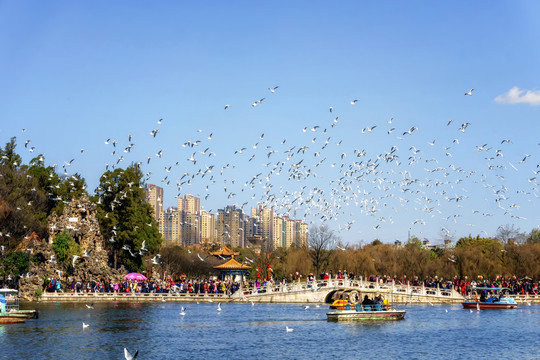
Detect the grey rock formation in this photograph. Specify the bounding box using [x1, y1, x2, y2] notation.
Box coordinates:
[18, 195, 124, 300]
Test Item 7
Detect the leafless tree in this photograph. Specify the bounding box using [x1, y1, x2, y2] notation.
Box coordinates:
[308, 224, 337, 277]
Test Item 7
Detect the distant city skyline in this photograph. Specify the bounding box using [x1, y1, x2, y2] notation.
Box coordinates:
[145, 184, 308, 250]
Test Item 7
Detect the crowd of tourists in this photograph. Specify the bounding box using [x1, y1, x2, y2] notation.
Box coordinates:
[313, 272, 539, 296]
[40, 272, 539, 297]
[43, 277, 244, 296]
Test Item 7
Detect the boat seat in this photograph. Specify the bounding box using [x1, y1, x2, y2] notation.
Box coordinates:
[373, 304, 382, 311]
[363, 305, 371, 311]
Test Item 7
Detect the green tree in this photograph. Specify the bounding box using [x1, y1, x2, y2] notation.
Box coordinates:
[0, 250, 30, 279]
[52, 230, 81, 268]
[527, 229, 540, 244]
[0, 138, 49, 242]
[0, 137, 22, 169]
[94, 164, 161, 272]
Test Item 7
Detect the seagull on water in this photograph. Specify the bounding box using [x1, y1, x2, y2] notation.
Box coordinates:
[86, 304, 94, 309]
[180, 306, 186, 316]
[286, 326, 294, 332]
[82, 322, 89, 329]
[217, 303, 222, 312]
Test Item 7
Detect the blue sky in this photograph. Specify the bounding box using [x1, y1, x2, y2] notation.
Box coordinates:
[1, 1, 539, 245]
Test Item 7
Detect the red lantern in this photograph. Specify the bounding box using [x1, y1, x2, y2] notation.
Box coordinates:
[266, 263, 272, 280]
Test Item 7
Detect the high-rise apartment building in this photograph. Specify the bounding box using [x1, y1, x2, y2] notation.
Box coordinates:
[159, 207, 182, 246]
[284, 217, 296, 248]
[181, 211, 199, 247]
[296, 221, 308, 247]
[145, 183, 163, 220]
[199, 210, 216, 248]
[174, 194, 202, 247]
[178, 194, 200, 214]
[217, 206, 245, 248]
[252, 205, 274, 249]
[272, 216, 284, 250]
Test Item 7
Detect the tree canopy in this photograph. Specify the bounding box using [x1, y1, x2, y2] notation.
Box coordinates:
[94, 164, 162, 272]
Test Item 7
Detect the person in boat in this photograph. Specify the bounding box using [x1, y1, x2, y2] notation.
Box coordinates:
[362, 295, 374, 305]
[480, 292, 486, 302]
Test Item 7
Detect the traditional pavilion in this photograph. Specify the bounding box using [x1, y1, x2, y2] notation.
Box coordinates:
[213, 257, 250, 282]
[210, 246, 239, 260]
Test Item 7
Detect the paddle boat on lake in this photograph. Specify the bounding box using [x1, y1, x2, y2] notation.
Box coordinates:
[462, 287, 518, 310]
[327, 289, 406, 321]
[0, 294, 27, 324]
[0, 289, 38, 319]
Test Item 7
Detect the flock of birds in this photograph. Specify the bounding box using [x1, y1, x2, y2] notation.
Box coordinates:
[14, 85, 539, 243]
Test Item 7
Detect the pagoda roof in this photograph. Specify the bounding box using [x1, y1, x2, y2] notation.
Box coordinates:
[210, 246, 239, 256]
[214, 258, 251, 270]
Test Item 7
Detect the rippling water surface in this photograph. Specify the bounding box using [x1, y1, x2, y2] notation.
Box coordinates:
[1, 302, 538, 359]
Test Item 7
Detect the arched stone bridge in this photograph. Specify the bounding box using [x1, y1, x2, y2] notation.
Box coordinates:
[230, 279, 465, 304]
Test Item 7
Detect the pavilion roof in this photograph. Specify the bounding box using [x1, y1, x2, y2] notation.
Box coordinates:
[210, 246, 239, 256]
[213, 258, 251, 270]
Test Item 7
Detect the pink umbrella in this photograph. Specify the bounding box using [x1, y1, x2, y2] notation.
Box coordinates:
[123, 273, 147, 281]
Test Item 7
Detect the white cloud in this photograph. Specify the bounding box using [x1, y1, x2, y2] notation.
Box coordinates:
[494, 86, 540, 106]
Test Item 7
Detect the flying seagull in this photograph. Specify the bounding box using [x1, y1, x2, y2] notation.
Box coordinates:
[124, 348, 139, 360]
[464, 88, 474, 96]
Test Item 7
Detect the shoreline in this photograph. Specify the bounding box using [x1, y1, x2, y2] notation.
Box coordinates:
[28, 292, 540, 305]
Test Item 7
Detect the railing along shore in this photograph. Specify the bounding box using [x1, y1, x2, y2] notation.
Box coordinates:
[36, 279, 539, 304]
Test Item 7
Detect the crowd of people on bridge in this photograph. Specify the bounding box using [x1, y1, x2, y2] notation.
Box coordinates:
[38, 271, 539, 298]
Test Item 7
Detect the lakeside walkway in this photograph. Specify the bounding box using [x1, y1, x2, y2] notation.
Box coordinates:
[35, 279, 539, 304]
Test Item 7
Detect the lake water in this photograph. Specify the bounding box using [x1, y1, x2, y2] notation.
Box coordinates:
[1, 302, 538, 359]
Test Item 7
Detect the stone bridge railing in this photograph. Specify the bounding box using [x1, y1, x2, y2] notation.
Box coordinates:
[38, 279, 466, 304]
[233, 279, 464, 303]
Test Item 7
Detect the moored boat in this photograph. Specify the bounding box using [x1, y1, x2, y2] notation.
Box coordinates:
[327, 289, 405, 321]
[0, 294, 27, 324]
[462, 287, 517, 310]
[0, 289, 38, 319]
